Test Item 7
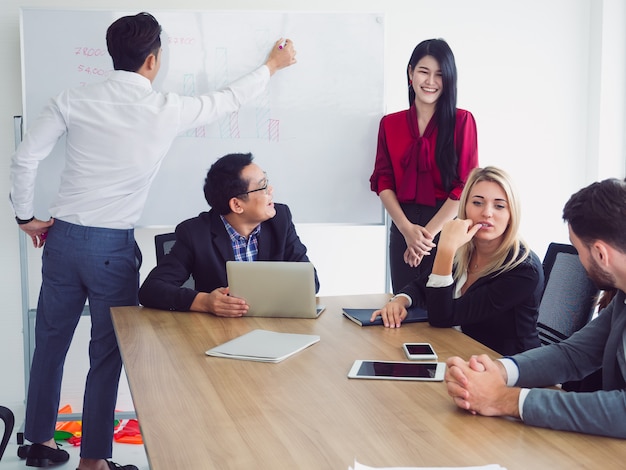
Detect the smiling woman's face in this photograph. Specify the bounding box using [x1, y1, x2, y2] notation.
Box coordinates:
[408, 55, 443, 107]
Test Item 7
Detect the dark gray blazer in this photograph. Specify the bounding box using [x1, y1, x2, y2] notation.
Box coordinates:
[512, 289, 626, 438]
[138, 203, 318, 311]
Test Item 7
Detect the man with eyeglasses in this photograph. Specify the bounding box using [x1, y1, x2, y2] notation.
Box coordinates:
[139, 152, 319, 315]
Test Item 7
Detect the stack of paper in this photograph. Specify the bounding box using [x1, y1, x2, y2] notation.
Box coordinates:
[205, 329, 320, 363]
[349, 461, 507, 470]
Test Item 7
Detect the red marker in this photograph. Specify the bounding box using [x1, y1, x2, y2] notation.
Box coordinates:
[278, 40, 287, 49]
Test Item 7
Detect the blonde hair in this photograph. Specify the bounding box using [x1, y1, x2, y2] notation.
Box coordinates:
[453, 166, 530, 281]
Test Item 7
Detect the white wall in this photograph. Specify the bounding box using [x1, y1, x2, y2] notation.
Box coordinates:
[1, 0, 624, 422]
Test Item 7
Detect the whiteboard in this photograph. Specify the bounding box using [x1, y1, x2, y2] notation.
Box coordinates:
[19, 8, 384, 225]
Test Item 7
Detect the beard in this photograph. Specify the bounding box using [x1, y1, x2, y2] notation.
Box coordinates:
[586, 256, 616, 291]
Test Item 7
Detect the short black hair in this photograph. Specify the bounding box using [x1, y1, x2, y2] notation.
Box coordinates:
[106, 12, 162, 72]
[204, 153, 255, 215]
[563, 178, 626, 253]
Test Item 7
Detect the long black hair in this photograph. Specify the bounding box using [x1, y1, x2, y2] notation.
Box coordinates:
[407, 38, 458, 191]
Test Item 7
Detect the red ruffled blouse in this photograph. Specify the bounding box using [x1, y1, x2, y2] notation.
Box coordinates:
[369, 106, 478, 206]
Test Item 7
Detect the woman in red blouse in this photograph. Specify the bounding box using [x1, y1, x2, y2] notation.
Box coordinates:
[370, 38, 478, 293]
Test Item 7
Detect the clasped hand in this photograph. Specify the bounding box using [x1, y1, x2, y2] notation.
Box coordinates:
[402, 224, 435, 267]
[445, 355, 520, 418]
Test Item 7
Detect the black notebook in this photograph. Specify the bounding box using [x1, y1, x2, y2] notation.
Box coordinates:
[342, 306, 428, 326]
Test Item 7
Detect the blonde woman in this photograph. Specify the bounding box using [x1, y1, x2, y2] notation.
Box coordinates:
[373, 166, 543, 355]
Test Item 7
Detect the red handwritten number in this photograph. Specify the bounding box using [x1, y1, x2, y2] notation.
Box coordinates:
[74, 47, 106, 57]
[77, 65, 106, 76]
[168, 37, 195, 46]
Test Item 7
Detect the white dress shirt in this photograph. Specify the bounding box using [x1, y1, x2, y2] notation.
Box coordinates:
[10, 66, 270, 229]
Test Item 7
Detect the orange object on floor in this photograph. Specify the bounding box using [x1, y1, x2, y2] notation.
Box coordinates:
[113, 419, 143, 444]
[52, 405, 141, 445]
[55, 404, 82, 436]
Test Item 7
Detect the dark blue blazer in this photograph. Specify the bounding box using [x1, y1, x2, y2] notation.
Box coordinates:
[138, 203, 318, 311]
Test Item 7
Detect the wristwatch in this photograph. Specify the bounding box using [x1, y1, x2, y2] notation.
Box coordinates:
[15, 216, 35, 225]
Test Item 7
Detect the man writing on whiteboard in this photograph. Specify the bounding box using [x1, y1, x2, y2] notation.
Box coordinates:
[9, 11, 296, 470]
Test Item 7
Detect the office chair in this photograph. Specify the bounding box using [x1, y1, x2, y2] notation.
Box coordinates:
[536, 243, 599, 346]
[154, 232, 194, 289]
[0, 406, 14, 461]
[154, 232, 178, 264]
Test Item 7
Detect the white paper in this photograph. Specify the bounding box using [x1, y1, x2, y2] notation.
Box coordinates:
[205, 329, 320, 363]
[350, 460, 507, 470]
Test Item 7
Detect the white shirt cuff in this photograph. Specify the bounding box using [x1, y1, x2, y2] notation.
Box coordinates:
[497, 358, 519, 386]
[426, 273, 454, 288]
[518, 388, 530, 420]
[497, 358, 527, 420]
[390, 293, 412, 308]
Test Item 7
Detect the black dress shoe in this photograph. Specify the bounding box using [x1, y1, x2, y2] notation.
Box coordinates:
[75, 460, 139, 470]
[25, 442, 70, 467]
[17, 444, 30, 459]
[76, 460, 139, 470]
[104, 461, 138, 470]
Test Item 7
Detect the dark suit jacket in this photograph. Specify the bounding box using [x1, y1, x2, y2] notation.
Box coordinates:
[401, 250, 543, 356]
[138, 203, 318, 311]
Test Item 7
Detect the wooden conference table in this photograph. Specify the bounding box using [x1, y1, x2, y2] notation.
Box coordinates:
[111, 294, 625, 469]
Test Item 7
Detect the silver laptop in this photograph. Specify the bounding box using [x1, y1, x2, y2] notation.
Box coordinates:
[226, 261, 324, 318]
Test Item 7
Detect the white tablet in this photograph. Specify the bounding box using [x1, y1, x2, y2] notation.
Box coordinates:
[347, 360, 446, 381]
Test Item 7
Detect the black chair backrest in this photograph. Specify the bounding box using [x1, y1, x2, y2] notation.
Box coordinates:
[155, 232, 178, 264]
[154, 232, 195, 289]
[537, 243, 599, 346]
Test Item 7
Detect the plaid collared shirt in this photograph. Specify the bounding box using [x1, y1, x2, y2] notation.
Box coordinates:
[220, 216, 261, 261]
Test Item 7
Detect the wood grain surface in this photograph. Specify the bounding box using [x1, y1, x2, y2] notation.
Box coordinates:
[112, 294, 625, 469]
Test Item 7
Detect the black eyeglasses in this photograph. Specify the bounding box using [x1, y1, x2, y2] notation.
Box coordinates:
[238, 178, 269, 197]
